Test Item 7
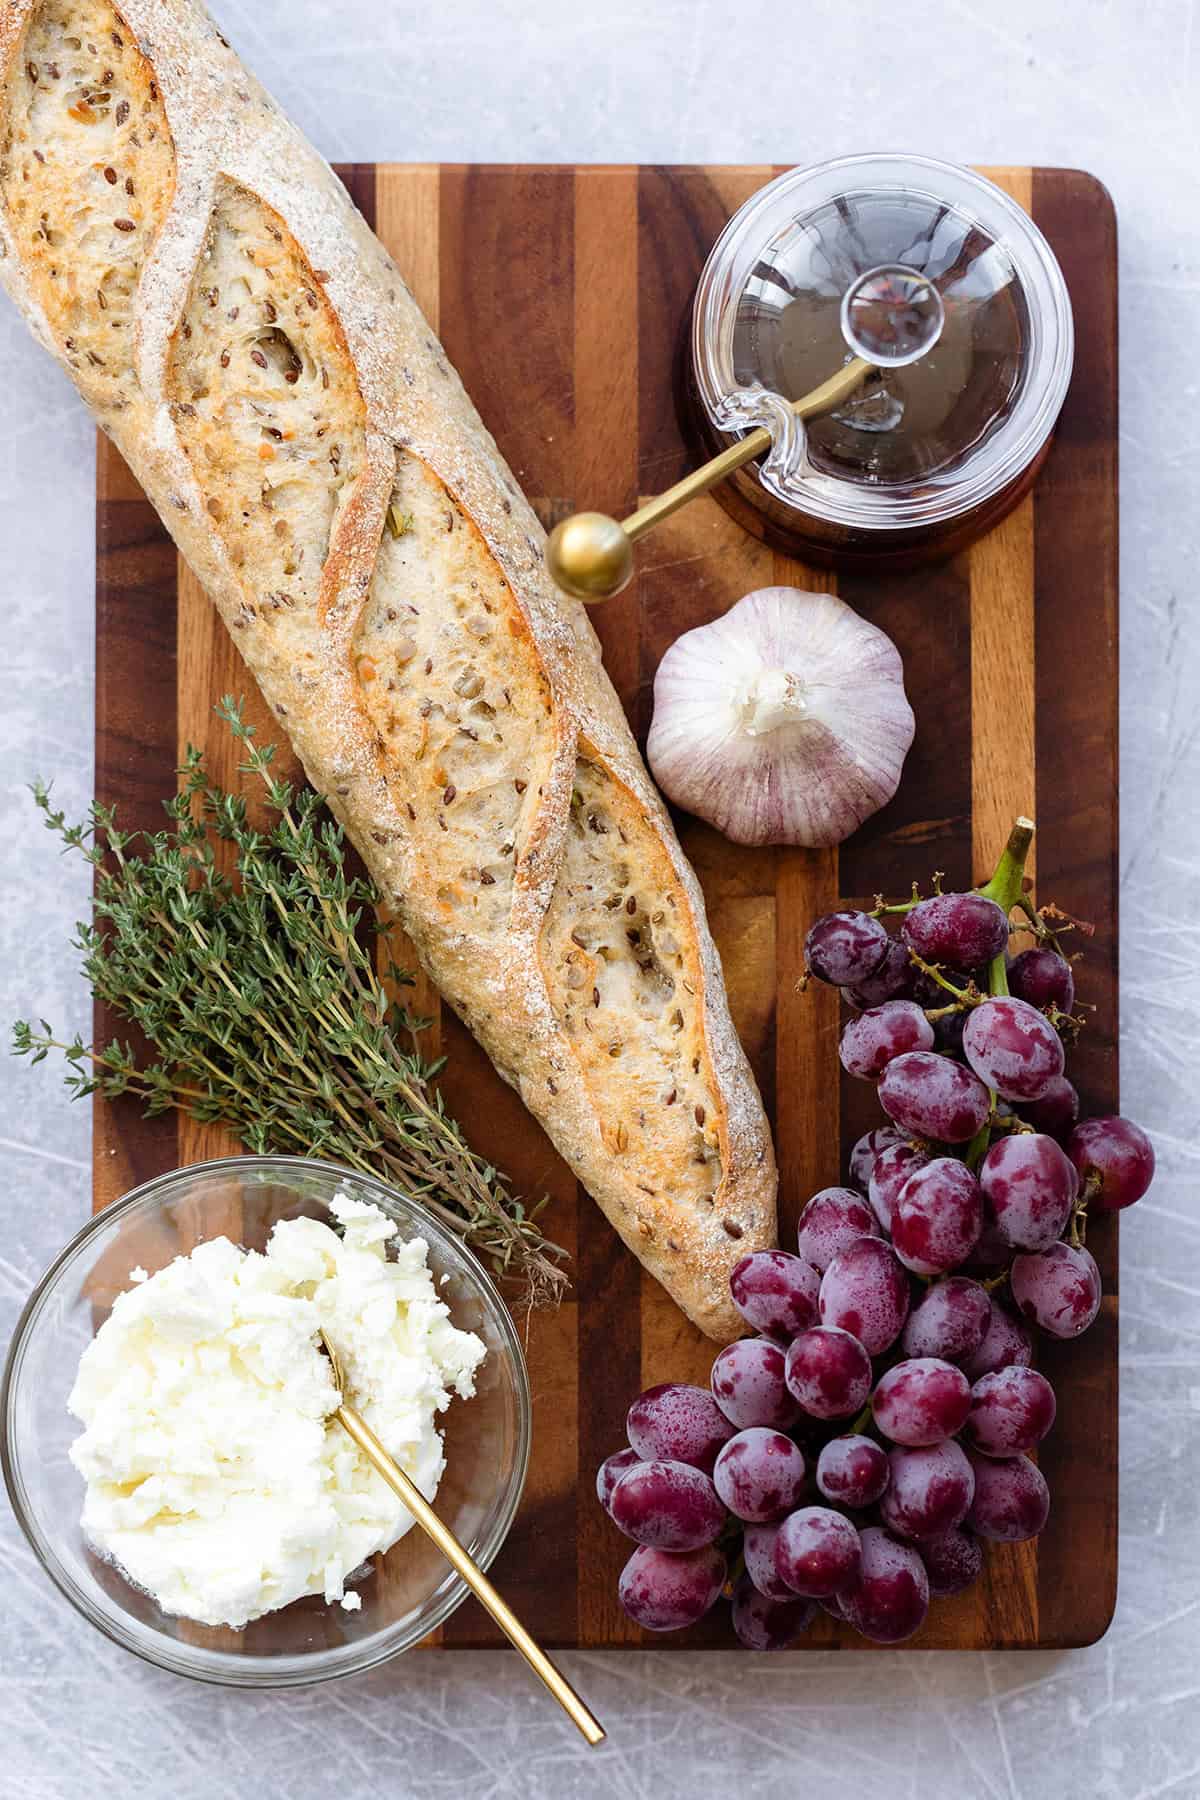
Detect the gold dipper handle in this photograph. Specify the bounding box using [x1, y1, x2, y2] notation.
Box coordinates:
[546, 355, 874, 602]
[333, 1398, 606, 1746]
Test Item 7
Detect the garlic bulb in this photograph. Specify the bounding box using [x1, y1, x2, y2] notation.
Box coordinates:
[647, 587, 915, 848]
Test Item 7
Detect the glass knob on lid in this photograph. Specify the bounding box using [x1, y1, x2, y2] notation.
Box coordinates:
[689, 154, 1074, 566]
[840, 264, 945, 367]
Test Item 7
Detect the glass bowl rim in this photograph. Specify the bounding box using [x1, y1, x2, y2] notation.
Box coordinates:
[691, 151, 1075, 530]
[1, 1153, 533, 1688]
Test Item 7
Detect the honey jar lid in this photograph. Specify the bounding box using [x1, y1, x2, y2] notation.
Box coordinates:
[691, 155, 1074, 534]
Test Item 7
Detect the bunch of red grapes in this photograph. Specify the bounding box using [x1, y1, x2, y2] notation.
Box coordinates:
[598, 839, 1154, 1648]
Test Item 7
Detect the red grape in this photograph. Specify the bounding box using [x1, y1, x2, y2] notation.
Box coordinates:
[962, 997, 1065, 1101]
[711, 1337, 801, 1429]
[1067, 1115, 1155, 1211]
[730, 1249, 821, 1340]
[713, 1428, 807, 1522]
[796, 1187, 880, 1271]
[596, 1447, 643, 1513]
[1011, 1241, 1102, 1339]
[618, 1543, 726, 1631]
[731, 1573, 816, 1650]
[965, 1451, 1050, 1542]
[869, 1141, 931, 1232]
[843, 937, 914, 1009]
[626, 1382, 734, 1473]
[872, 1358, 971, 1446]
[892, 1157, 984, 1274]
[879, 1441, 975, 1538]
[849, 1125, 906, 1193]
[774, 1506, 862, 1598]
[965, 1367, 1056, 1457]
[1018, 1074, 1080, 1141]
[1008, 946, 1075, 1013]
[901, 1276, 990, 1361]
[979, 1131, 1076, 1251]
[902, 891, 1010, 969]
[816, 1434, 891, 1507]
[918, 1526, 984, 1597]
[743, 1521, 795, 1599]
[878, 1050, 992, 1142]
[785, 1326, 873, 1419]
[960, 1299, 1034, 1381]
[819, 1238, 911, 1354]
[805, 910, 889, 986]
[839, 1000, 934, 1079]
[841, 1527, 930, 1643]
[610, 1459, 726, 1549]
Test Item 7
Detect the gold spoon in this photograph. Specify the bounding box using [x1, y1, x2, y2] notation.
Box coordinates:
[545, 355, 874, 603]
[318, 1330, 605, 1747]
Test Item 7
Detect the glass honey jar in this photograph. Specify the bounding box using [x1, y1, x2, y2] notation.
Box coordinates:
[686, 154, 1074, 568]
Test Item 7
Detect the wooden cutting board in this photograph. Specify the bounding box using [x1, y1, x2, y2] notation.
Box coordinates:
[93, 164, 1118, 1650]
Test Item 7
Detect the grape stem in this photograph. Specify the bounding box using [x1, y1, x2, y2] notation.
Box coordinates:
[965, 818, 1037, 1169]
[977, 816, 1036, 945]
[964, 1123, 992, 1171]
[1068, 1171, 1100, 1248]
[908, 951, 983, 1007]
[871, 874, 944, 918]
[1013, 893, 1065, 955]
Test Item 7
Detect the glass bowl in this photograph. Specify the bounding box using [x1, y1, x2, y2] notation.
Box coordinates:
[1, 1156, 531, 1687]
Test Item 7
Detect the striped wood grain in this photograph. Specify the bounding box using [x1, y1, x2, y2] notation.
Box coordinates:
[93, 162, 1118, 1651]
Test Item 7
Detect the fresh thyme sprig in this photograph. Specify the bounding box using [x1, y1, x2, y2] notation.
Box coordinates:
[13, 697, 567, 1308]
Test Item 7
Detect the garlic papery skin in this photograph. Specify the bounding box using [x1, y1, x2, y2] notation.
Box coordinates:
[647, 587, 915, 849]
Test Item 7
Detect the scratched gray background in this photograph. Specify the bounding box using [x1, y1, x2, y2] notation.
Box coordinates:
[2, 1, 1197, 1795]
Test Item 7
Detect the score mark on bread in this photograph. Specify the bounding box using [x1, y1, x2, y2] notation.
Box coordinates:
[540, 755, 726, 1223]
[353, 452, 555, 930]
[0, 0, 175, 411]
[167, 176, 367, 609]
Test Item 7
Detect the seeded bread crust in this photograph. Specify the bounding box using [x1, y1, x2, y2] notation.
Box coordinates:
[0, 0, 777, 1338]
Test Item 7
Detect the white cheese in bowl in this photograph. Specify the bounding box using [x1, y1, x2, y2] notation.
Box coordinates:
[67, 1195, 486, 1629]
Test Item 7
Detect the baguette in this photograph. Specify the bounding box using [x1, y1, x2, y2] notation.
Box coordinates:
[0, 0, 777, 1338]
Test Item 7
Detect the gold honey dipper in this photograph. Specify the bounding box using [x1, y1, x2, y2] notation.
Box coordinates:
[319, 1330, 605, 1747]
[545, 356, 874, 602]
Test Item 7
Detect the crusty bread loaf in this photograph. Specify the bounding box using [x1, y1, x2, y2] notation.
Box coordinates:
[0, 0, 777, 1338]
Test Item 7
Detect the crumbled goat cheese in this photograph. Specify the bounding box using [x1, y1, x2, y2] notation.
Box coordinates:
[68, 1196, 485, 1628]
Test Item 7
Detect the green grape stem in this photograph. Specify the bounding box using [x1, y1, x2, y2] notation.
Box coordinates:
[908, 952, 983, 1008]
[871, 874, 944, 918]
[1068, 1171, 1100, 1248]
[848, 1401, 875, 1437]
[977, 816, 1037, 985]
[965, 817, 1037, 1168]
